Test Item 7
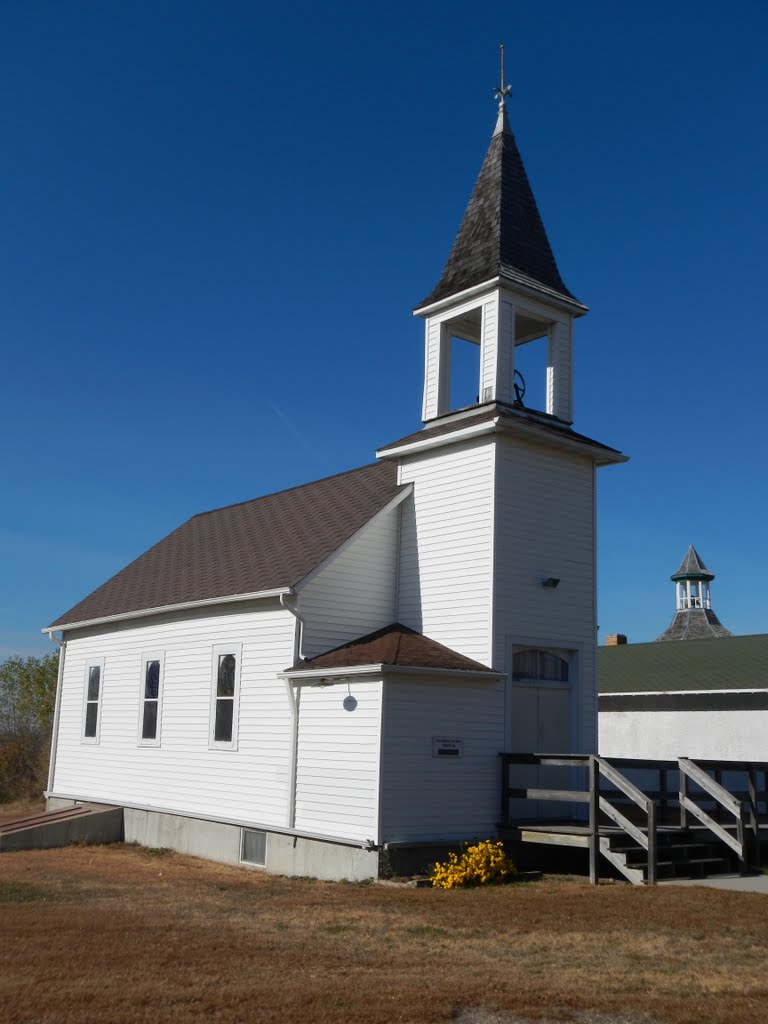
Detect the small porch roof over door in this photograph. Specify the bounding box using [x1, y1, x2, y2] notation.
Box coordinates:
[282, 623, 502, 681]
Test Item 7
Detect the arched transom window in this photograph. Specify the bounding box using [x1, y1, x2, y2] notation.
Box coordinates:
[513, 649, 569, 682]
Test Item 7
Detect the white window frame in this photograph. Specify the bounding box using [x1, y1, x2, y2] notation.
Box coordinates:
[81, 657, 105, 744]
[209, 643, 242, 750]
[239, 828, 268, 869]
[137, 651, 165, 747]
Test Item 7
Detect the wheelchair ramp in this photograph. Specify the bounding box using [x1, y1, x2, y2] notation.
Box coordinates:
[0, 803, 123, 851]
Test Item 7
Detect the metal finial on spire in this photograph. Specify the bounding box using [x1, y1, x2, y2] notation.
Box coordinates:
[494, 43, 513, 110]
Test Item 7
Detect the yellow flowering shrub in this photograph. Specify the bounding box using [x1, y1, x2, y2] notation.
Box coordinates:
[430, 839, 516, 889]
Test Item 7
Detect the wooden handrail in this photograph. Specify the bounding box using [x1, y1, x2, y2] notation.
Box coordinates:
[593, 755, 657, 885]
[501, 753, 591, 767]
[594, 756, 653, 812]
[679, 758, 742, 816]
[499, 753, 768, 883]
[679, 757, 747, 869]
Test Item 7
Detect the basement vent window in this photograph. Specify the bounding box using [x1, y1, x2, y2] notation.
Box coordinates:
[241, 829, 267, 867]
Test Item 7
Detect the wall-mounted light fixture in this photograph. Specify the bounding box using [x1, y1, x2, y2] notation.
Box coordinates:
[541, 577, 561, 589]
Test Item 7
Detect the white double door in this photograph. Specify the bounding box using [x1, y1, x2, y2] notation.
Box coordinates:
[509, 681, 574, 821]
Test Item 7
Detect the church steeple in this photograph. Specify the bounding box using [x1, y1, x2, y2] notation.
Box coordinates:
[414, 58, 587, 426]
[656, 546, 733, 641]
[417, 92, 578, 311]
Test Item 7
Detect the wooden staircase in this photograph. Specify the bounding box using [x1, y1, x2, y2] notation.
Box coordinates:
[599, 828, 737, 885]
[500, 753, 767, 885]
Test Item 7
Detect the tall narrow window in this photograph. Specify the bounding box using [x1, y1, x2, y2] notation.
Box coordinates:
[138, 653, 164, 746]
[82, 659, 104, 743]
[209, 644, 241, 749]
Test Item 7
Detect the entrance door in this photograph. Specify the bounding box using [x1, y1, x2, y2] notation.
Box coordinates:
[508, 648, 573, 821]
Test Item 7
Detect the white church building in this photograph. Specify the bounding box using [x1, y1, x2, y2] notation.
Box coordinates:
[43, 86, 626, 880]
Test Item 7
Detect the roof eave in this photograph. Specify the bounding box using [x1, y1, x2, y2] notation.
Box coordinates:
[496, 416, 628, 466]
[377, 413, 628, 466]
[413, 274, 588, 320]
[43, 587, 293, 634]
[279, 663, 503, 682]
[376, 419, 498, 459]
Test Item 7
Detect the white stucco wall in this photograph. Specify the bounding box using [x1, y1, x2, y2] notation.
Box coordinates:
[600, 703, 768, 761]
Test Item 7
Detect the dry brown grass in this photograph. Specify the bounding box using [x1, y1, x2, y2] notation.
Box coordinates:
[1, 844, 767, 1024]
[0, 796, 46, 825]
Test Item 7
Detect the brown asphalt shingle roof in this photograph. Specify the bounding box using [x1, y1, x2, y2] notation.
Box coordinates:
[296, 623, 496, 674]
[49, 461, 405, 628]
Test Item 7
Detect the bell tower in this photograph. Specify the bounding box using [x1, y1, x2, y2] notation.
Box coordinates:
[414, 55, 585, 425]
[378, 57, 627, 761]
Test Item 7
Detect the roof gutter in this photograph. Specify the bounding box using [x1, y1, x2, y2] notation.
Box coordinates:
[279, 591, 303, 830]
[45, 629, 66, 796]
[279, 663, 503, 683]
[43, 587, 293, 634]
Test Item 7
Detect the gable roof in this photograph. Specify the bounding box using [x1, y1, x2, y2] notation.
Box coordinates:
[416, 107, 580, 311]
[599, 634, 768, 693]
[671, 545, 714, 582]
[296, 623, 496, 674]
[48, 461, 405, 629]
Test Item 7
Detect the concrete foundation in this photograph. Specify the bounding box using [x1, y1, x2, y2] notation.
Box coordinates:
[41, 799, 378, 880]
[122, 807, 379, 881]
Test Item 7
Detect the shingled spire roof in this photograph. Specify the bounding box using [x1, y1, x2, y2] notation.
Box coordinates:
[416, 102, 581, 310]
[670, 545, 715, 582]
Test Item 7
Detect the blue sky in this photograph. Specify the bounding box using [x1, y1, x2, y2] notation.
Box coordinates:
[2, 1, 767, 656]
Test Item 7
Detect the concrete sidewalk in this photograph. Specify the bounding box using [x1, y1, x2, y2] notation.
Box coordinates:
[660, 873, 768, 893]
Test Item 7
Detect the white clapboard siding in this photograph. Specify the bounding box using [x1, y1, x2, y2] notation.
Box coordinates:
[379, 677, 505, 842]
[422, 319, 445, 421]
[493, 434, 597, 752]
[52, 604, 296, 827]
[397, 438, 495, 666]
[293, 681, 382, 842]
[298, 506, 399, 659]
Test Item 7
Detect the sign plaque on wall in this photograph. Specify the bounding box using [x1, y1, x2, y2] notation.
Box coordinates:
[432, 736, 464, 758]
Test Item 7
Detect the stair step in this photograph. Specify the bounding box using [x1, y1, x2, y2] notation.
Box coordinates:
[647, 858, 732, 880]
[611, 844, 718, 864]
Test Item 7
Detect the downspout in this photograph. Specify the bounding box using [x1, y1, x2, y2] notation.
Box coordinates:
[45, 629, 66, 798]
[279, 591, 305, 829]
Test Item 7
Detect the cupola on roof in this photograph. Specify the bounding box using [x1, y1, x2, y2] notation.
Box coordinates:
[656, 545, 732, 641]
[416, 73, 580, 311]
